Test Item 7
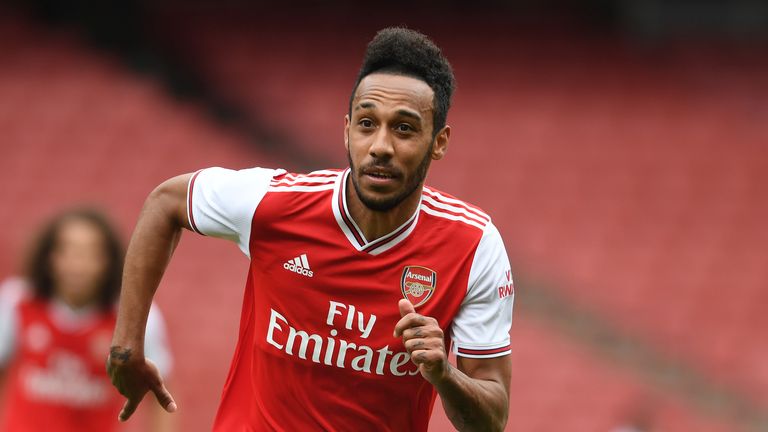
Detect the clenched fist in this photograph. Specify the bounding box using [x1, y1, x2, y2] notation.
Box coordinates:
[393, 299, 450, 385]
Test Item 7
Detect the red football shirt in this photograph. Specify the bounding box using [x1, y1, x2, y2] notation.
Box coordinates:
[1, 299, 121, 431]
[0, 280, 173, 432]
[188, 167, 514, 431]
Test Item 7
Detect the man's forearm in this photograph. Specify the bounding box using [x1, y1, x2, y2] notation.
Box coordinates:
[111, 186, 185, 355]
[434, 364, 509, 432]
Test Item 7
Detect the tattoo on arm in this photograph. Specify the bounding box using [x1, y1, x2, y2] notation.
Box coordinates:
[110, 346, 133, 363]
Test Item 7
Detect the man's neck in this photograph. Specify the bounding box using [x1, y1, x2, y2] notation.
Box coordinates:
[345, 178, 422, 242]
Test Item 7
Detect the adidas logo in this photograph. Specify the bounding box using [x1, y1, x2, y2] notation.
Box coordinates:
[283, 253, 314, 278]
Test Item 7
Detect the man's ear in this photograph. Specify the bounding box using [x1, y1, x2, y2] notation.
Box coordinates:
[431, 125, 450, 160]
[344, 115, 350, 151]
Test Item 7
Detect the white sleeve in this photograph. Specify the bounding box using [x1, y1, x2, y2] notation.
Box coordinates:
[0, 297, 18, 368]
[0, 279, 27, 368]
[187, 167, 284, 258]
[144, 304, 173, 379]
[450, 222, 515, 359]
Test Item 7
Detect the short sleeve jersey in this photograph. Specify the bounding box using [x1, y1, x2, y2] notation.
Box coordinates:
[188, 167, 515, 432]
[0, 279, 173, 432]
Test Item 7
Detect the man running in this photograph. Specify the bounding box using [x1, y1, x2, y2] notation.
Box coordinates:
[108, 27, 515, 431]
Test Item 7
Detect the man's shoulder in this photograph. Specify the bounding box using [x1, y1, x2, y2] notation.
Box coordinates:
[420, 185, 493, 234]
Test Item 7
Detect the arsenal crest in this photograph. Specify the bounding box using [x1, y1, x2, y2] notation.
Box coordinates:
[401, 266, 437, 307]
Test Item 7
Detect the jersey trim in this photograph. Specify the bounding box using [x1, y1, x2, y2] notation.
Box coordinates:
[420, 205, 486, 231]
[362, 212, 417, 253]
[269, 170, 338, 192]
[423, 187, 490, 222]
[456, 343, 511, 359]
[337, 178, 366, 247]
[420, 187, 490, 231]
[421, 195, 489, 226]
[269, 184, 336, 193]
[332, 169, 421, 255]
[187, 170, 203, 235]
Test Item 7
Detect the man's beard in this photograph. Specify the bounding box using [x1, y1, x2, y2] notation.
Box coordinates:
[347, 141, 433, 212]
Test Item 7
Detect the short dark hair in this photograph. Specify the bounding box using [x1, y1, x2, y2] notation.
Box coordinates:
[350, 27, 456, 137]
[25, 207, 124, 310]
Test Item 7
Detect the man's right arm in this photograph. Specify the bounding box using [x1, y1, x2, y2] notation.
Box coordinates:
[107, 174, 192, 422]
[108, 166, 279, 422]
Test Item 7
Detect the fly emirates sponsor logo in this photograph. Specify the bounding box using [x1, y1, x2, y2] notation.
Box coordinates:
[266, 301, 419, 377]
[22, 351, 107, 406]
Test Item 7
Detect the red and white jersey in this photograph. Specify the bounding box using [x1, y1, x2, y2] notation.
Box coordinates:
[188, 167, 515, 431]
[1, 296, 119, 431]
[0, 279, 172, 432]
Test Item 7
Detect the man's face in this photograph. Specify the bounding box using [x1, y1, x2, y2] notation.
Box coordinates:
[345, 73, 449, 212]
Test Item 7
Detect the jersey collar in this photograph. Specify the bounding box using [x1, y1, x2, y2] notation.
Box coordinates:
[332, 168, 420, 256]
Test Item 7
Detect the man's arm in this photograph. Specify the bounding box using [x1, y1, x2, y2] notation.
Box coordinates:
[107, 174, 192, 422]
[394, 299, 510, 432]
[436, 355, 510, 431]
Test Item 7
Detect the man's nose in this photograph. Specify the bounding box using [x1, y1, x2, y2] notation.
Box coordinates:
[369, 128, 394, 159]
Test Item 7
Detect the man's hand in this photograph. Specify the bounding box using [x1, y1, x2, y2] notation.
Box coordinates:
[107, 346, 177, 422]
[393, 299, 450, 384]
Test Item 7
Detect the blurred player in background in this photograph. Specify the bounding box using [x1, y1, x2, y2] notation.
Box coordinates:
[0, 208, 174, 432]
[109, 27, 514, 431]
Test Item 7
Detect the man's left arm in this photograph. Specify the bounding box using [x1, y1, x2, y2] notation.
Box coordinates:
[394, 300, 510, 432]
[439, 354, 510, 431]
[395, 221, 514, 431]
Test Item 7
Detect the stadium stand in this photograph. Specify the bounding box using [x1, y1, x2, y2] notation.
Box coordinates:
[1, 5, 764, 431]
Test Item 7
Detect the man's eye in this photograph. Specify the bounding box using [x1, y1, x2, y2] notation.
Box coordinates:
[396, 124, 413, 132]
[360, 119, 374, 128]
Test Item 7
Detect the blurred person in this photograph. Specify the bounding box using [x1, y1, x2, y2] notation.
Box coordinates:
[109, 27, 514, 431]
[0, 208, 174, 432]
